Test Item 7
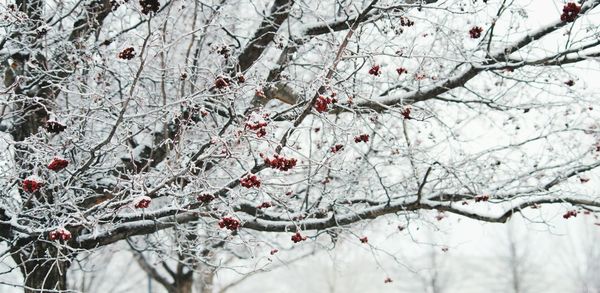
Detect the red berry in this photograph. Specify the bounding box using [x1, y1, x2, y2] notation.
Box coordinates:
[401, 107, 411, 120]
[561, 2, 581, 22]
[263, 154, 297, 171]
[134, 196, 152, 209]
[22, 176, 43, 193]
[214, 76, 230, 89]
[270, 249, 279, 255]
[257, 201, 273, 209]
[563, 210, 578, 219]
[49, 228, 71, 241]
[384, 277, 393, 283]
[368, 65, 381, 76]
[218, 217, 240, 231]
[360, 236, 368, 244]
[240, 174, 261, 188]
[314, 95, 334, 113]
[197, 193, 215, 203]
[330, 144, 344, 153]
[354, 134, 369, 143]
[45, 120, 66, 133]
[47, 157, 69, 171]
[474, 194, 490, 202]
[118, 47, 135, 60]
[291, 232, 307, 243]
[396, 67, 408, 75]
[469, 26, 483, 39]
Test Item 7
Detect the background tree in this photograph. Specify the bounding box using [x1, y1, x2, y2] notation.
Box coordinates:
[1, 0, 600, 292]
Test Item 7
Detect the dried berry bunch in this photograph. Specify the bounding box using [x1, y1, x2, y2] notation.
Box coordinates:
[400, 16, 414, 27]
[396, 67, 408, 76]
[49, 228, 72, 241]
[134, 196, 152, 209]
[368, 65, 381, 76]
[291, 232, 307, 243]
[22, 177, 43, 193]
[474, 194, 489, 202]
[314, 95, 336, 113]
[245, 116, 268, 138]
[214, 76, 230, 89]
[240, 174, 261, 188]
[561, 2, 581, 22]
[45, 120, 66, 133]
[563, 210, 578, 219]
[139, 0, 160, 15]
[354, 134, 370, 143]
[469, 26, 483, 39]
[215, 45, 231, 58]
[47, 157, 69, 171]
[197, 193, 215, 203]
[330, 144, 344, 153]
[401, 107, 411, 120]
[219, 217, 240, 231]
[262, 154, 297, 171]
[118, 47, 135, 60]
[257, 202, 272, 209]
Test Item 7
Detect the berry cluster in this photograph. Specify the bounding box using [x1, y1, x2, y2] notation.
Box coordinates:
[565, 80, 575, 87]
[134, 196, 152, 209]
[384, 277, 393, 283]
[401, 107, 411, 120]
[118, 47, 135, 60]
[45, 120, 66, 133]
[474, 194, 489, 202]
[240, 174, 261, 188]
[291, 232, 307, 243]
[219, 217, 240, 231]
[469, 26, 483, 39]
[214, 76, 230, 89]
[49, 228, 72, 241]
[22, 176, 43, 193]
[563, 210, 578, 219]
[360, 236, 369, 244]
[314, 95, 336, 113]
[47, 157, 69, 171]
[140, 0, 160, 15]
[245, 118, 268, 138]
[400, 16, 414, 27]
[330, 144, 344, 153]
[236, 73, 246, 83]
[262, 154, 297, 171]
[561, 2, 581, 22]
[354, 134, 370, 143]
[396, 67, 408, 76]
[215, 45, 231, 58]
[368, 65, 381, 76]
[257, 201, 273, 209]
[197, 193, 215, 203]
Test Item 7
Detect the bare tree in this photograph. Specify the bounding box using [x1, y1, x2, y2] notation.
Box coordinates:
[1, 0, 600, 292]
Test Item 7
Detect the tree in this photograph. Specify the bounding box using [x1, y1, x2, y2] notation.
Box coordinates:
[1, 0, 600, 291]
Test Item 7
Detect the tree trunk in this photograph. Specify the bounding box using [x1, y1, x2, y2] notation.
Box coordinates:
[12, 243, 70, 293]
[171, 272, 193, 293]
